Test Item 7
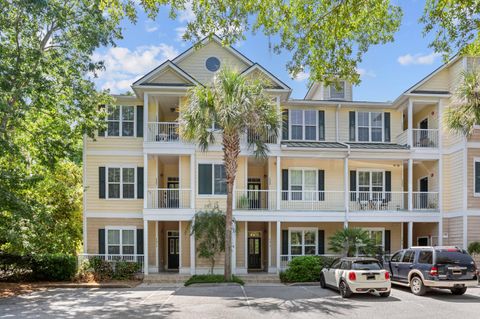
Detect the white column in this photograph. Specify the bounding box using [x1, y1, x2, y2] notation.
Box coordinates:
[276, 96, 281, 144]
[190, 154, 195, 209]
[268, 222, 272, 271]
[244, 221, 248, 270]
[178, 221, 182, 271]
[155, 222, 158, 272]
[276, 221, 281, 274]
[276, 156, 281, 210]
[438, 99, 444, 246]
[400, 222, 404, 249]
[190, 221, 196, 275]
[408, 221, 413, 248]
[463, 215, 468, 249]
[144, 155, 148, 209]
[344, 157, 349, 228]
[232, 222, 236, 274]
[408, 158, 413, 211]
[407, 99, 413, 147]
[143, 93, 149, 142]
[144, 220, 149, 275]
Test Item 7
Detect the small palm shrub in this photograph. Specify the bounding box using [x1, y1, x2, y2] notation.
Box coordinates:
[280, 256, 334, 282]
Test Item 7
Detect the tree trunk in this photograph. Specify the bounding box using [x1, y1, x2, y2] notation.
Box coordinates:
[223, 132, 240, 281]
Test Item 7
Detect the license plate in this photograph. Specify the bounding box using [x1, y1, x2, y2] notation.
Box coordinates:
[366, 275, 375, 280]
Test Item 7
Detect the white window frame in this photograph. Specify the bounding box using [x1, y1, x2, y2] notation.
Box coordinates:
[105, 226, 137, 256]
[329, 81, 346, 99]
[197, 162, 227, 197]
[106, 165, 137, 200]
[364, 227, 385, 249]
[288, 227, 318, 256]
[356, 169, 385, 200]
[356, 111, 384, 142]
[289, 109, 318, 141]
[105, 105, 136, 138]
[474, 157, 480, 197]
[288, 168, 318, 201]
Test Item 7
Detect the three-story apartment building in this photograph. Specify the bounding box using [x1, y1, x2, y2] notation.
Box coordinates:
[83, 35, 480, 275]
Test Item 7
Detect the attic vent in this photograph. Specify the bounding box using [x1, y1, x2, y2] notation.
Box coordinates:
[206, 57, 221, 72]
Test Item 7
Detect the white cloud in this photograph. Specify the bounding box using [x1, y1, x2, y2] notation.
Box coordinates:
[93, 44, 179, 93]
[145, 21, 158, 33]
[178, 2, 195, 23]
[356, 67, 376, 78]
[292, 71, 310, 82]
[397, 52, 441, 66]
[175, 26, 188, 42]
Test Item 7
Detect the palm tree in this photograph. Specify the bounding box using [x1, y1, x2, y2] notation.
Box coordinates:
[445, 68, 480, 136]
[180, 67, 281, 280]
[328, 228, 377, 257]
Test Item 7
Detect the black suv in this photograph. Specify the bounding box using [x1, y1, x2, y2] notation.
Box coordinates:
[385, 246, 478, 295]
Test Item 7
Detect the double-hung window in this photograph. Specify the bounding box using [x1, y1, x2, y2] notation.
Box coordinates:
[290, 169, 317, 201]
[290, 110, 317, 141]
[475, 158, 480, 196]
[106, 105, 135, 137]
[365, 228, 384, 249]
[107, 167, 136, 199]
[358, 170, 384, 201]
[106, 228, 135, 255]
[357, 112, 383, 142]
[198, 164, 226, 195]
[290, 229, 317, 255]
[330, 81, 345, 99]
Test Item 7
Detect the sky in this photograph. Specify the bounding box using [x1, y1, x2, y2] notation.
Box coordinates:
[93, 0, 444, 102]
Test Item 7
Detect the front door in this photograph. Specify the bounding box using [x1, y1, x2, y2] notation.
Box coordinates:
[418, 118, 429, 146]
[248, 236, 261, 269]
[167, 178, 179, 208]
[419, 177, 428, 208]
[247, 180, 261, 209]
[167, 234, 179, 269]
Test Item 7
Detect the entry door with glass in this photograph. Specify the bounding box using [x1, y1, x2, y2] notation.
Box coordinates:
[167, 177, 179, 208]
[248, 231, 262, 269]
[247, 178, 261, 209]
[167, 231, 179, 269]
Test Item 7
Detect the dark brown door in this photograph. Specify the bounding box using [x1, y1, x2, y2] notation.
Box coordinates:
[247, 182, 261, 209]
[248, 237, 261, 269]
[168, 236, 179, 269]
[419, 177, 428, 209]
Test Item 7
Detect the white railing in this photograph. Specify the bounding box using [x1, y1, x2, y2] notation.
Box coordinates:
[396, 130, 408, 146]
[77, 254, 145, 273]
[241, 130, 278, 145]
[349, 191, 407, 211]
[280, 191, 344, 211]
[413, 192, 439, 210]
[412, 129, 438, 148]
[147, 188, 191, 209]
[147, 122, 180, 142]
[280, 254, 340, 270]
[234, 190, 277, 210]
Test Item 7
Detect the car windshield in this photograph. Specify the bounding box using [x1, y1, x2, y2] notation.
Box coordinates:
[435, 251, 473, 265]
[351, 261, 381, 270]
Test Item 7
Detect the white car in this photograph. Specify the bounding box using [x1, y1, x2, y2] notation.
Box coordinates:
[320, 257, 391, 298]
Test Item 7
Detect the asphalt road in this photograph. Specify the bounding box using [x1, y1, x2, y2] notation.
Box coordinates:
[1, 283, 480, 318]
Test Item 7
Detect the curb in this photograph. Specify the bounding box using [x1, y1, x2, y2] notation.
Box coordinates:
[185, 282, 243, 288]
[287, 282, 320, 287]
[43, 283, 134, 289]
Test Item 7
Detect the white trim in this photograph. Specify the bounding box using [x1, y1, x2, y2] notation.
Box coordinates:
[133, 60, 200, 86]
[288, 109, 320, 141]
[473, 157, 480, 197]
[363, 227, 385, 249]
[179, 221, 182, 270]
[329, 81, 346, 100]
[241, 63, 290, 91]
[355, 111, 385, 142]
[197, 162, 227, 196]
[85, 211, 143, 218]
[105, 165, 137, 200]
[155, 221, 159, 271]
[105, 226, 137, 257]
[244, 221, 248, 270]
[83, 134, 87, 253]
[104, 105, 137, 138]
[87, 150, 143, 156]
[287, 227, 318, 256]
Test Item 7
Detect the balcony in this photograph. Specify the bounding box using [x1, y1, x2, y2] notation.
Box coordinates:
[147, 188, 191, 209]
[412, 192, 438, 210]
[235, 190, 277, 210]
[280, 191, 344, 211]
[147, 122, 180, 142]
[349, 191, 407, 211]
[396, 129, 439, 148]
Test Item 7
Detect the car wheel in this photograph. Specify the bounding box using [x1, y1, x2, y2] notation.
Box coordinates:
[410, 276, 427, 296]
[320, 274, 326, 289]
[379, 291, 390, 298]
[339, 280, 352, 298]
[450, 287, 467, 295]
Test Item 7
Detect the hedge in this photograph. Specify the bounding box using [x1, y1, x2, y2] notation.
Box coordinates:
[280, 255, 334, 283]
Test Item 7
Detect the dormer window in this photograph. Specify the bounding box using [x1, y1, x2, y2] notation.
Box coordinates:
[330, 81, 345, 99]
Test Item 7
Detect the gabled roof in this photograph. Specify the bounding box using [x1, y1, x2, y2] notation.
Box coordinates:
[241, 63, 291, 91]
[132, 60, 201, 87]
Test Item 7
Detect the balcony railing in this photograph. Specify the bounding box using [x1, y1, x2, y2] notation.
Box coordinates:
[147, 188, 191, 209]
[413, 192, 438, 210]
[78, 254, 145, 272]
[412, 129, 438, 148]
[235, 190, 277, 210]
[280, 191, 344, 211]
[397, 130, 407, 146]
[147, 122, 180, 142]
[349, 191, 407, 211]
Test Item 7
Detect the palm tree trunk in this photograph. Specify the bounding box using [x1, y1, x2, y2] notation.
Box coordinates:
[223, 132, 240, 281]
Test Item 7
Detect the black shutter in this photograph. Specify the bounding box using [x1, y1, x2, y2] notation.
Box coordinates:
[282, 110, 289, 140]
[98, 229, 105, 254]
[318, 110, 325, 141]
[137, 167, 144, 199]
[282, 230, 289, 255]
[318, 170, 325, 201]
[385, 171, 392, 202]
[136, 106, 144, 138]
[384, 230, 391, 254]
[137, 229, 144, 255]
[198, 164, 213, 194]
[349, 111, 356, 141]
[318, 230, 325, 255]
[99, 167, 106, 199]
[384, 112, 391, 142]
[350, 170, 356, 201]
[98, 105, 106, 137]
[476, 162, 480, 193]
[282, 169, 288, 200]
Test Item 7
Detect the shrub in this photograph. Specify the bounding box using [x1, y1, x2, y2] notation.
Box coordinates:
[31, 254, 77, 281]
[468, 242, 480, 255]
[113, 261, 141, 280]
[89, 257, 113, 281]
[184, 274, 244, 286]
[280, 256, 334, 283]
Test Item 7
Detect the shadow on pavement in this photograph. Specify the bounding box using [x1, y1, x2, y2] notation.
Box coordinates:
[392, 285, 480, 303]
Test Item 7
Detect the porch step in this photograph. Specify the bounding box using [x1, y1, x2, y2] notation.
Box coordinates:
[237, 274, 281, 284]
[143, 273, 190, 283]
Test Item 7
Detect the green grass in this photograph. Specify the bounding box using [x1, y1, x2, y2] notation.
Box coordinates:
[184, 274, 244, 286]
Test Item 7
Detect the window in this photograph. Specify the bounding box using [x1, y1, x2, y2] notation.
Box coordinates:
[106, 105, 135, 137]
[205, 57, 221, 72]
[358, 170, 384, 200]
[106, 228, 135, 255]
[390, 251, 403, 262]
[289, 229, 317, 255]
[198, 164, 226, 195]
[352, 260, 381, 270]
[356, 112, 384, 142]
[289, 110, 318, 140]
[330, 81, 345, 99]
[366, 229, 384, 248]
[418, 250, 433, 264]
[474, 159, 480, 196]
[402, 250, 415, 263]
[107, 167, 136, 199]
[289, 169, 317, 200]
[330, 258, 342, 269]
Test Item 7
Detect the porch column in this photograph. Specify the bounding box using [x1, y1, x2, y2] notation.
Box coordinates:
[268, 222, 272, 271]
[143, 93, 149, 142]
[244, 222, 248, 270]
[232, 222, 236, 275]
[144, 154, 148, 209]
[408, 221, 413, 248]
[155, 222, 159, 272]
[408, 158, 413, 211]
[407, 99, 413, 147]
[276, 156, 281, 210]
[178, 221, 182, 271]
[438, 99, 444, 245]
[190, 154, 195, 209]
[276, 96, 281, 144]
[276, 221, 281, 274]
[343, 157, 349, 227]
[190, 219, 196, 275]
[144, 220, 149, 275]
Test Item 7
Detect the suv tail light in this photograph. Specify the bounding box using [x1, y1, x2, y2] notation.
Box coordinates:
[385, 271, 390, 280]
[348, 272, 356, 281]
[430, 266, 438, 276]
